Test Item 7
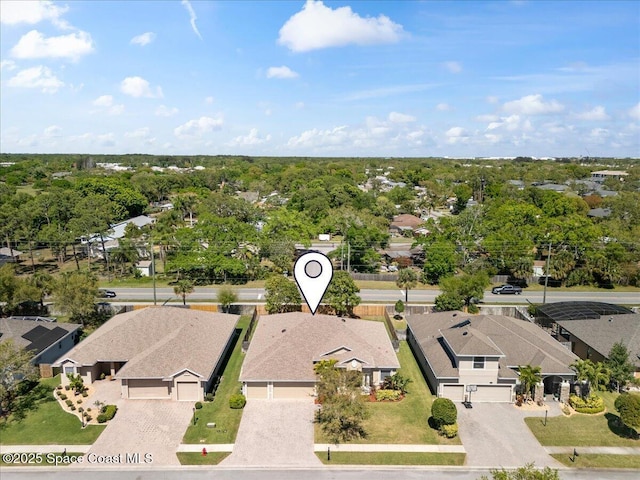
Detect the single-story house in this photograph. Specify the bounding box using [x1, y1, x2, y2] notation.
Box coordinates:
[406, 311, 578, 403]
[389, 214, 423, 235]
[53, 307, 239, 402]
[82, 215, 155, 259]
[555, 314, 640, 377]
[0, 247, 22, 265]
[240, 313, 400, 400]
[0, 318, 80, 366]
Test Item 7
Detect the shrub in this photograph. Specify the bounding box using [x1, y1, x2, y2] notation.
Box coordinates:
[205, 393, 214, 402]
[375, 389, 402, 401]
[59, 393, 67, 400]
[431, 397, 457, 427]
[615, 393, 640, 431]
[78, 407, 84, 413]
[56, 385, 63, 390]
[85, 415, 92, 422]
[100, 404, 118, 420]
[394, 300, 405, 314]
[64, 385, 71, 391]
[87, 408, 92, 412]
[195, 401, 203, 410]
[229, 393, 246, 409]
[82, 392, 88, 397]
[439, 423, 458, 438]
[77, 399, 82, 404]
[70, 405, 76, 411]
[97, 414, 107, 423]
[569, 394, 604, 414]
[65, 399, 73, 407]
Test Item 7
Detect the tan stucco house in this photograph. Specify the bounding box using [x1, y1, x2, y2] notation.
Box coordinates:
[53, 307, 239, 402]
[407, 311, 578, 403]
[240, 313, 400, 400]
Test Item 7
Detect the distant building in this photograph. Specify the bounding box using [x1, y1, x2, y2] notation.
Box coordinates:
[591, 170, 628, 183]
[0, 247, 22, 265]
[390, 214, 423, 235]
[82, 215, 155, 259]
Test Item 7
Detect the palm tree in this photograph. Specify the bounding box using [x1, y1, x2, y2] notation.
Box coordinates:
[396, 268, 418, 304]
[518, 365, 542, 401]
[593, 362, 611, 391]
[173, 279, 194, 305]
[571, 359, 595, 397]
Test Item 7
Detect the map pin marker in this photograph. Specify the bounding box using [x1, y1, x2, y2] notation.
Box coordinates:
[293, 251, 333, 315]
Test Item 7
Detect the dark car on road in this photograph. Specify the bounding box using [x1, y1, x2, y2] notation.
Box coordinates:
[98, 289, 116, 298]
[491, 284, 522, 295]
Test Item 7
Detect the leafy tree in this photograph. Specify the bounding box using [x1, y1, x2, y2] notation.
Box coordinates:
[324, 270, 361, 317]
[396, 268, 418, 303]
[518, 365, 542, 400]
[394, 299, 405, 315]
[434, 292, 465, 312]
[436, 272, 489, 312]
[264, 275, 301, 314]
[546, 248, 576, 283]
[0, 339, 39, 417]
[314, 360, 369, 443]
[423, 241, 457, 284]
[52, 271, 99, 325]
[173, 279, 194, 305]
[607, 342, 634, 392]
[614, 393, 640, 433]
[217, 287, 237, 313]
[480, 463, 560, 480]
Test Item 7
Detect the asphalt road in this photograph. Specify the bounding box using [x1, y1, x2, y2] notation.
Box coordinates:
[2, 467, 639, 480]
[105, 286, 640, 305]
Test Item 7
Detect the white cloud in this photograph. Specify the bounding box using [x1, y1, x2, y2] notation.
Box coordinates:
[70, 132, 116, 147]
[1, 60, 18, 71]
[124, 127, 153, 143]
[445, 126, 469, 144]
[287, 126, 350, 148]
[174, 116, 223, 138]
[436, 103, 452, 112]
[120, 76, 163, 98]
[0, 1, 69, 27]
[228, 128, 271, 146]
[443, 61, 462, 74]
[130, 32, 156, 46]
[11, 30, 94, 61]
[629, 102, 640, 120]
[7, 65, 64, 93]
[181, 0, 202, 39]
[503, 94, 564, 115]
[572, 106, 609, 121]
[205, 96, 214, 104]
[155, 105, 179, 117]
[475, 114, 499, 122]
[278, 0, 404, 52]
[388, 112, 415, 123]
[266, 66, 299, 79]
[108, 104, 125, 116]
[43, 125, 62, 138]
[93, 95, 113, 107]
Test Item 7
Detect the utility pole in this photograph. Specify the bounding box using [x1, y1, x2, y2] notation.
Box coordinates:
[347, 242, 351, 273]
[341, 242, 344, 270]
[543, 241, 551, 304]
[151, 240, 157, 306]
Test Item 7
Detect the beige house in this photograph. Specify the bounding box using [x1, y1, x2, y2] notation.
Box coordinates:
[240, 313, 400, 400]
[54, 307, 239, 402]
[407, 311, 578, 403]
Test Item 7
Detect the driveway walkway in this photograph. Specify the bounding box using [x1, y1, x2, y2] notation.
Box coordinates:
[457, 402, 562, 468]
[221, 399, 321, 467]
[86, 394, 193, 466]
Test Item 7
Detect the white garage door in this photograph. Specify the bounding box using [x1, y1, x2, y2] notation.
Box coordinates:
[246, 382, 268, 399]
[473, 385, 513, 402]
[441, 384, 465, 402]
[177, 381, 200, 401]
[272, 382, 315, 399]
[127, 379, 170, 399]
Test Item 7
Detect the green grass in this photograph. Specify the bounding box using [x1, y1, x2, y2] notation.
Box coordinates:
[176, 452, 230, 465]
[315, 452, 465, 465]
[525, 392, 640, 447]
[315, 341, 459, 445]
[551, 454, 640, 469]
[0, 376, 105, 445]
[182, 316, 249, 444]
[0, 452, 85, 467]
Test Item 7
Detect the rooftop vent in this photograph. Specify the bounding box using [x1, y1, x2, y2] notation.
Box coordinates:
[452, 319, 471, 329]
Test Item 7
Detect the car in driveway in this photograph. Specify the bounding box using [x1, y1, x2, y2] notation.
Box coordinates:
[98, 289, 116, 298]
[491, 284, 522, 295]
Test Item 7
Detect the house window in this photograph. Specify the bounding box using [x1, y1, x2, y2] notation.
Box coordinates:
[473, 357, 485, 369]
[64, 366, 74, 375]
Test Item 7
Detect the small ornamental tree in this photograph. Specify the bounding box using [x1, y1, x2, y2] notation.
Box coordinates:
[265, 274, 301, 314]
[217, 287, 237, 313]
[66, 373, 85, 395]
[607, 342, 634, 392]
[615, 393, 640, 433]
[394, 299, 405, 316]
[431, 397, 457, 427]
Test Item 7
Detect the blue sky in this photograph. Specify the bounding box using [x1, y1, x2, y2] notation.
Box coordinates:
[1, 0, 638, 158]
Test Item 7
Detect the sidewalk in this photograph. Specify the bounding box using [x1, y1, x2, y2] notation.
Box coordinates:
[544, 446, 640, 455]
[314, 444, 466, 453]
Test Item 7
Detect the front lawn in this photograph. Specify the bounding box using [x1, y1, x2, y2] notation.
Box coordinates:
[315, 341, 460, 445]
[176, 452, 230, 465]
[525, 392, 639, 447]
[0, 376, 105, 445]
[315, 451, 465, 465]
[182, 315, 249, 444]
[551, 453, 640, 469]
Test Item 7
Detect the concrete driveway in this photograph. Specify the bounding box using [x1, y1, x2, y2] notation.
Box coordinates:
[86, 393, 193, 466]
[221, 399, 321, 467]
[457, 402, 562, 468]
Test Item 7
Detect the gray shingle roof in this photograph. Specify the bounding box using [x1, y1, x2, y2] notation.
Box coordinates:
[407, 311, 578, 380]
[0, 318, 80, 355]
[557, 314, 640, 367]
[240, 313, 400, 382]
[53, 307, 239, 380]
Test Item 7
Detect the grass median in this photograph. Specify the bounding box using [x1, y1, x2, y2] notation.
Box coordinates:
[315, 451, 465, 465]
[551, 453, 640, 469]
[176, 452, 230, 465]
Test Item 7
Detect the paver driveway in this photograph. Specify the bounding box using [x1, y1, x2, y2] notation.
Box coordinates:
[86, 388, 193, 466]
[221, 399, 321, 466]
[457, 401, 563, 468]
